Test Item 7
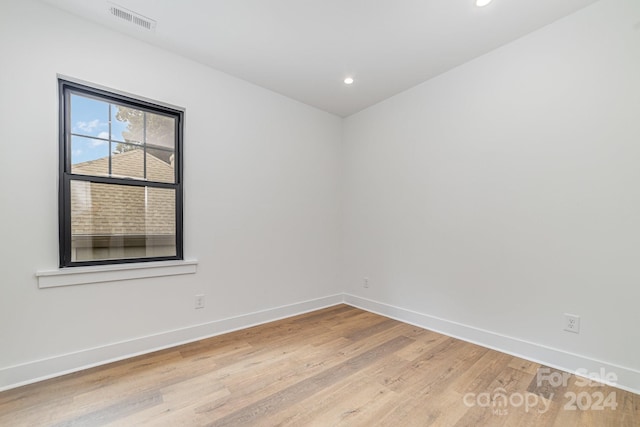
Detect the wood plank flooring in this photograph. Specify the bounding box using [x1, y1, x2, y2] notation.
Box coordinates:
[0, 305, 637, 426]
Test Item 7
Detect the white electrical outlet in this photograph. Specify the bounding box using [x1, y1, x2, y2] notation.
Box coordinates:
[195, 294, 205, 309]
[363, 277, 369, 288]
[564, 313, 580, 333]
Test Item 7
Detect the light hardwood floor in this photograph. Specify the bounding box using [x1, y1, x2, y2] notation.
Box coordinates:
[0, 305, 637, 426]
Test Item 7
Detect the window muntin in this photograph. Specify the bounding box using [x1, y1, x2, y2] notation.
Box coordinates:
[68, 93, 177, 184]
[60, 80, 183, 267]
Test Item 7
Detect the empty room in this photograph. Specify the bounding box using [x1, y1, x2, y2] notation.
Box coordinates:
[0, 0, 638, 425]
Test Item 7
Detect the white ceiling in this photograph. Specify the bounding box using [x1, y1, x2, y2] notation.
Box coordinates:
[41, 0, 599, 117]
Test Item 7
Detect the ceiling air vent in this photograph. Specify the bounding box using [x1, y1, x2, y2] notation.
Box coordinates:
[108, 3, 156, 31]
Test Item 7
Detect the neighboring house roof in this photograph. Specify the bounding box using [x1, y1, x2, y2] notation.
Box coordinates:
[71, 150, 175, 236]
[72, 148, 175, 183]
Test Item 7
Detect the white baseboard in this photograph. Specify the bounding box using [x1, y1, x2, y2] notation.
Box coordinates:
[343, 293, 640, 395]
[3, 292, 638, 396]
[0, 294, 343, 392]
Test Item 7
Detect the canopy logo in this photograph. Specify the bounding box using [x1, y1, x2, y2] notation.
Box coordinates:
[462, 367, 619, 416]
[463, 388, 552, 416]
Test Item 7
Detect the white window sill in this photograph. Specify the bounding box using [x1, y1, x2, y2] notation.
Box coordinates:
[36, 260, 198, 289]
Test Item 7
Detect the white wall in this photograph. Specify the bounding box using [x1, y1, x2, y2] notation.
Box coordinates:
[342, 0, 640, 391]
[0, 0, 342, 389]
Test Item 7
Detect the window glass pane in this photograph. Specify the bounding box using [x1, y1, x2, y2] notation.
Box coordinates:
[147, 149, 175, 183]
[71, 135, 109, 176]
[146, 112, 176, 150]
[110, 104, 128, 143]
[70, 181, 176, 262]
[71, 94, 109, 139]
[111, 144, 144, 180]
[112, 104, 145, 144]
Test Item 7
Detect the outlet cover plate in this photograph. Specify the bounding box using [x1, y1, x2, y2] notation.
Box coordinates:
[564, 313, 580, 333]
[195, 294, 205, 309]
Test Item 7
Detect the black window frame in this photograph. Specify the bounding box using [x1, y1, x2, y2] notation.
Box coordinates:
[58, 79, 184, 267]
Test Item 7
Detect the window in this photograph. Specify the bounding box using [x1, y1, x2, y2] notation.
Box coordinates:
[59, 79, 183, 267]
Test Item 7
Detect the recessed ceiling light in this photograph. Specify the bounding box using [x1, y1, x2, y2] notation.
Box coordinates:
[344, 77, 354, 85]
[476, 0, 493, 6]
